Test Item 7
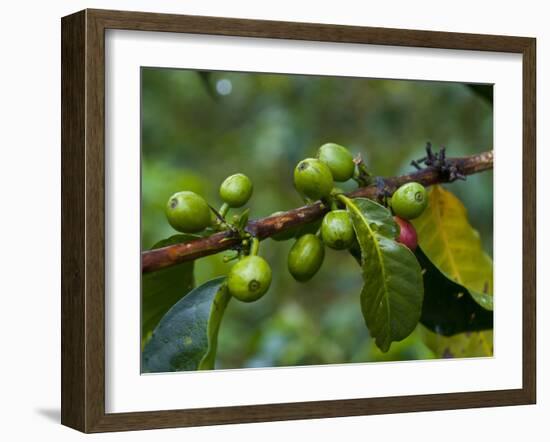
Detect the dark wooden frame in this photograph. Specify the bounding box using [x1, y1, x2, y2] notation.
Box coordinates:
[61, 8, 536, 433]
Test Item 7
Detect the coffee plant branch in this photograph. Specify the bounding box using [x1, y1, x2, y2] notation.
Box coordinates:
[142, 150, 493, 274]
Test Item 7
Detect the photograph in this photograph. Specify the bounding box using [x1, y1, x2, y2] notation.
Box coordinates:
[140, 68, 494, 373]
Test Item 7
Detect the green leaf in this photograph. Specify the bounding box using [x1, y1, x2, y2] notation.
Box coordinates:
[197, 71, 219, 101]
[412, 185, 493, 310]
[419, 326, 493, 358]
[416, 248, 493, 336]
[352, 197, 398, 239]
[341, 196, 424, 352]
[142, 277, 230, 372]
[142, 235, 197, 347]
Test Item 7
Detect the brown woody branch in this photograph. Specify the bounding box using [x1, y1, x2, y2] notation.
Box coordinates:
[142, 150, 493, 274]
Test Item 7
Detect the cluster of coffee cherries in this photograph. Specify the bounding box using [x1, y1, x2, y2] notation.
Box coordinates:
[165, 173, 274, 303]
[287, 143, 428, 283]
[284, 143, 357, 282]
[163, 142, 429, 304]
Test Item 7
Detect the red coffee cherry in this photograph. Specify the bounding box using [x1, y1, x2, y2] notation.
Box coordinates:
[394, 216, 418, 251]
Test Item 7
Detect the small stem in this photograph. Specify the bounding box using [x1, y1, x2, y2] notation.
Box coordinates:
[219, 203, 230, 219]
[353, 154, 372, 187]
[249, 237, 260, 256]
[209, 204, 230, 231]
[223, 252, 240, 263]
[336, 194, 346, 204]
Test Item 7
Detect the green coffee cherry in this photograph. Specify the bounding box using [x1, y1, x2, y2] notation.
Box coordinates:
[317, 143, 355, 182]
[288, 234, 325, 282]
[165, 191, 211, 233]
[227, 255, 272, 302]
[321, 210, 354, 250]
[294, 158, 334, 201]
[391, 182, 428, 220]
[219, 173, 253, 208]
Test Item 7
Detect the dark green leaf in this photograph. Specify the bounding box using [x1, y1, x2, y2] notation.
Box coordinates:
[142, 277, 230, 372]
[469, 291, 493, 311]
[341, 196, 424, 352]
[197, 71, 219, 101]
[142, 234, 197, 346]
[466, 84, 493, 105]
[353, 197, 398, 240]
[417, 248, 493, 336]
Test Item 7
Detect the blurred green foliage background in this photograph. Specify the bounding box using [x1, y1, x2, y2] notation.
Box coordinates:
[141, 68, 493, 368]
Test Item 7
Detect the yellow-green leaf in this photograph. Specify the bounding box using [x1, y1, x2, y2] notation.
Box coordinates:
[419, 326, 493, 358]
[412, 185, 493, 310]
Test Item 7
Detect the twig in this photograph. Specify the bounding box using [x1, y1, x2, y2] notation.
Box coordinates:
[142, 150, 493, 273]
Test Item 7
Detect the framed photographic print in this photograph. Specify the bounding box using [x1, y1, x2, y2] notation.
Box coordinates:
[61, 9, 536, 433]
